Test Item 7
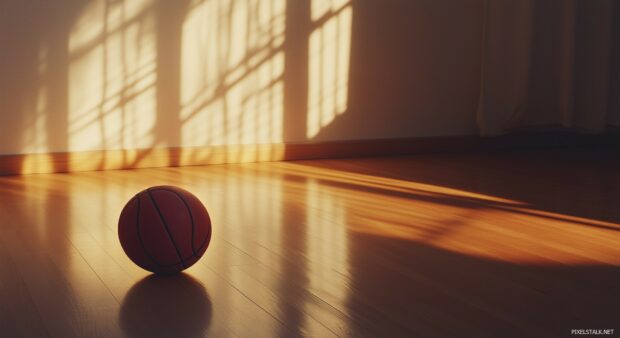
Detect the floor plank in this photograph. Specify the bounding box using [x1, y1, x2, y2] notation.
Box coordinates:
[1, 148, 620, 337]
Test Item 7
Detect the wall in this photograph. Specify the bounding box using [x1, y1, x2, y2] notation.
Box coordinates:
[0, 0, 484, 159]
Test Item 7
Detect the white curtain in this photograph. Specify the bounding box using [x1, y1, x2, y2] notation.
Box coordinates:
[477, 0, 620, 136]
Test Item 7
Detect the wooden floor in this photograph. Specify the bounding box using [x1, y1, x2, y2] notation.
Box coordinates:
[1, 147, 620, 337]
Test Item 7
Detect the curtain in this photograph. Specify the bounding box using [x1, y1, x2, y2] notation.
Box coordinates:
[477, 0, 620, 136]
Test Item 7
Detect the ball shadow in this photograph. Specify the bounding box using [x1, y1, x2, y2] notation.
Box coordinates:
[120, 273, 212, 338]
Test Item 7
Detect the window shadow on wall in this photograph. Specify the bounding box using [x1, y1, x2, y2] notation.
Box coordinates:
[2, 0, 355, 174]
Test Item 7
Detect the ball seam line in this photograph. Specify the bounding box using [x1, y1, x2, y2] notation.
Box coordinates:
[135, 195, 164, 270]
[148, 187, 211, 260]
[142, 229, 210, 268]
[158, 188, 198, 259]
[146, 189, 187, 269]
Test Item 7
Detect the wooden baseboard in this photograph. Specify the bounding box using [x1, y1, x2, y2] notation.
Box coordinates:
[0, 137, 480, 175]
[1, 132, 618, 175]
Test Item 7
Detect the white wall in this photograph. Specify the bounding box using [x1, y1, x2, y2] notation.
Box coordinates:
[0, 0, 484, 156]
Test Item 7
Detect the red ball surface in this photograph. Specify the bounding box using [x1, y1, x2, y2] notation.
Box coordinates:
[118, 186, 212, 274]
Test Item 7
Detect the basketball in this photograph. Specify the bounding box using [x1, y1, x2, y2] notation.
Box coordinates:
[118, 186, 212, 274]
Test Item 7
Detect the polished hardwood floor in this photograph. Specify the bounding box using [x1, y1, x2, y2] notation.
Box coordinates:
[1, 147, 620, 337]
